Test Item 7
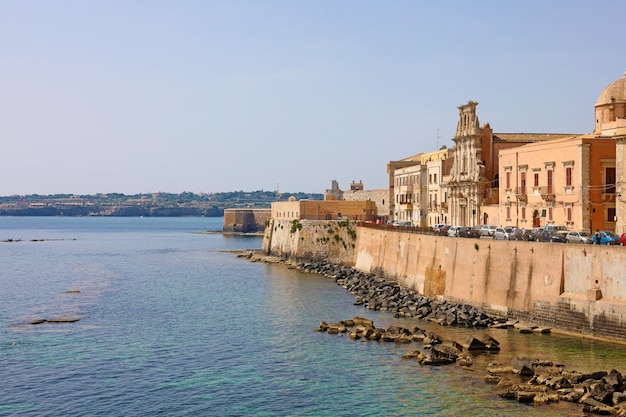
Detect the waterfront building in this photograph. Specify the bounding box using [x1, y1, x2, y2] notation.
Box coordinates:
[595, 73, 626, 234]
[271, 196, 377, 221]
[446, 101, 576, 227]
[425, 153, 454, 227]
[498, 136, 615, 231]
[387, 148, 451, 227]
[324, 180, 389, 218]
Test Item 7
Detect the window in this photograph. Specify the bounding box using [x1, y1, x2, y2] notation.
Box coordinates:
[548, 207, 553, 221]
[547, 170, 553, 194]
[566, 207, 572, 222]
[606, 167, 616, 194]
[506, 205, 511, 220]
[434, 174, 437, 183]
[608, 207, 616, 222]
[521, 207, 526, 220]
[565, 167, 572, 187]
[534, 172, 539, 187]
[520, 172, 526, 194]
[506, 171, 511, 189]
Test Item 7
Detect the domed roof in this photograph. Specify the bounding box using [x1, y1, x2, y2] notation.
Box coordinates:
[596, 72, 626, 105]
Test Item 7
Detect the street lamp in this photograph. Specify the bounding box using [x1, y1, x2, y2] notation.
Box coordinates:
[470, 199, 476, 226]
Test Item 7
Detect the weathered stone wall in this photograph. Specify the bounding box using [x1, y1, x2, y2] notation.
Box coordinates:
[263, 219, 626, 341]
[263, 219, 357, 264]
[354, 226, 626, 342]
[223, 208, 270, 234]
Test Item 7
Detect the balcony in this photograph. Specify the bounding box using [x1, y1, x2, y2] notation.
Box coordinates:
[539, 186, 555, 202]
[515, 186, 527, 202]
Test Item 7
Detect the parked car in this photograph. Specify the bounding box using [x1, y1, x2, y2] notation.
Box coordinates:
[394, 221, 412, 227]
[460, 225, 482, 238]
[512, 228, 533, 241]
[493, 227, 514, 240]
[447, 226, 462, 237]
[565, 231, 592, 244]
[620, 233, 626, 246]
[480, 225, 497, 236]
[437, 225, 450, 236]
[594, 231, 620, 245]
[535, 230, 566, 243]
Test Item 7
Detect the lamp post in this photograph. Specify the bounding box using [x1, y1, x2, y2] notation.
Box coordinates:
[470, 199, 476, 226]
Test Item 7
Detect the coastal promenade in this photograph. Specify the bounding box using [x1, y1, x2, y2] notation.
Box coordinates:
[263, 219, 626, 343]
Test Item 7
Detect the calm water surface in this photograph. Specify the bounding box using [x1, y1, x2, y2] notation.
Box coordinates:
[0, 217, 624, 416]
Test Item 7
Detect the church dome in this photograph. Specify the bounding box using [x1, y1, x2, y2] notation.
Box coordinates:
[596, 72, 626, 105]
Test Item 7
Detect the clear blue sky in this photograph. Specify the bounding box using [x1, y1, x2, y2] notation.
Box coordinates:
[1, 0, 624, 195]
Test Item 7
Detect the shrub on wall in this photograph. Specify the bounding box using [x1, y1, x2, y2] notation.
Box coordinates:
[290, 219, 303, 234]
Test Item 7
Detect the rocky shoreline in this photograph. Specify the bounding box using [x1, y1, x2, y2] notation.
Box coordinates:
[238, 251, 626, 415]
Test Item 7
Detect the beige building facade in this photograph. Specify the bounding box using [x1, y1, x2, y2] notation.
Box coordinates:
[324, 180, 389, 218]
[390, 148, 451, 227]
[499, 136, 615, 231]
[271, 198, 377, 222]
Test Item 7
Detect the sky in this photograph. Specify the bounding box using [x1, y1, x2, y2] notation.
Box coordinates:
[1, 0, 625, 196]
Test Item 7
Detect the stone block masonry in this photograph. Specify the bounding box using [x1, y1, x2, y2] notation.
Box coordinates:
[263, 219, 626, 342]
[354, 225, 626, 343]
[223, 208, 270, 234]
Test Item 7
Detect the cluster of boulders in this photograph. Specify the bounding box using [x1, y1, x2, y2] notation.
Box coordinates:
[316, 317, 626, 415]
[315, 317, 499, 367]
[298, 260, 501, 327]
[486, 358, 626, 415]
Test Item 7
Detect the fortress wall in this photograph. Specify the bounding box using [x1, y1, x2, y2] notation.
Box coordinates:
[354, 226, 626, 341]
[223, 208, 270, 234]
[263, 219, 357, 265]
[262, 219, 626, 341]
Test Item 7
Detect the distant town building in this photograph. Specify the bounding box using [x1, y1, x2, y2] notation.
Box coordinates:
[324, 180, 388, 218]
[271, 196, 377, 221]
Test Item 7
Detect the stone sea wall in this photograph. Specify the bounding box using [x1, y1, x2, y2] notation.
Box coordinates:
[264, 219, 626, 343]
[354, 226, 626, 343]
[262, 219, 358, 265]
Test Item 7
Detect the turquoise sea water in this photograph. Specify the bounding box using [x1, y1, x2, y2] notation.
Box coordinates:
[0, 217, 624, 416]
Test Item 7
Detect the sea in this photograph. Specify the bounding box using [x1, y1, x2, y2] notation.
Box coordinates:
[1, 216, 625, 417]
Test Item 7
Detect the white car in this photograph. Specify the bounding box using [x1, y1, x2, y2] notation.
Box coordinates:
[566, 231, 592, 244]
[447, 226, 461, 237]
[480, 225, 497, 236]
[493, 227, 514, 240]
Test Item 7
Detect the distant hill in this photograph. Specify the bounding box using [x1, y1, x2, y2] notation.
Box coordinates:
[0, 191, 324, 217]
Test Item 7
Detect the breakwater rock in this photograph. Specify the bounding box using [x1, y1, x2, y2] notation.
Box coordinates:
[316, 317, 499, 367]
[316, 317, 626, 415]
[297, 260, 502, 328]
[488, 359, 626, 415]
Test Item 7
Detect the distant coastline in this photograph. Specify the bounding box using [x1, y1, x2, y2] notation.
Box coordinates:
[0, 206, 224, 217]
[0, 191, 323, 217]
